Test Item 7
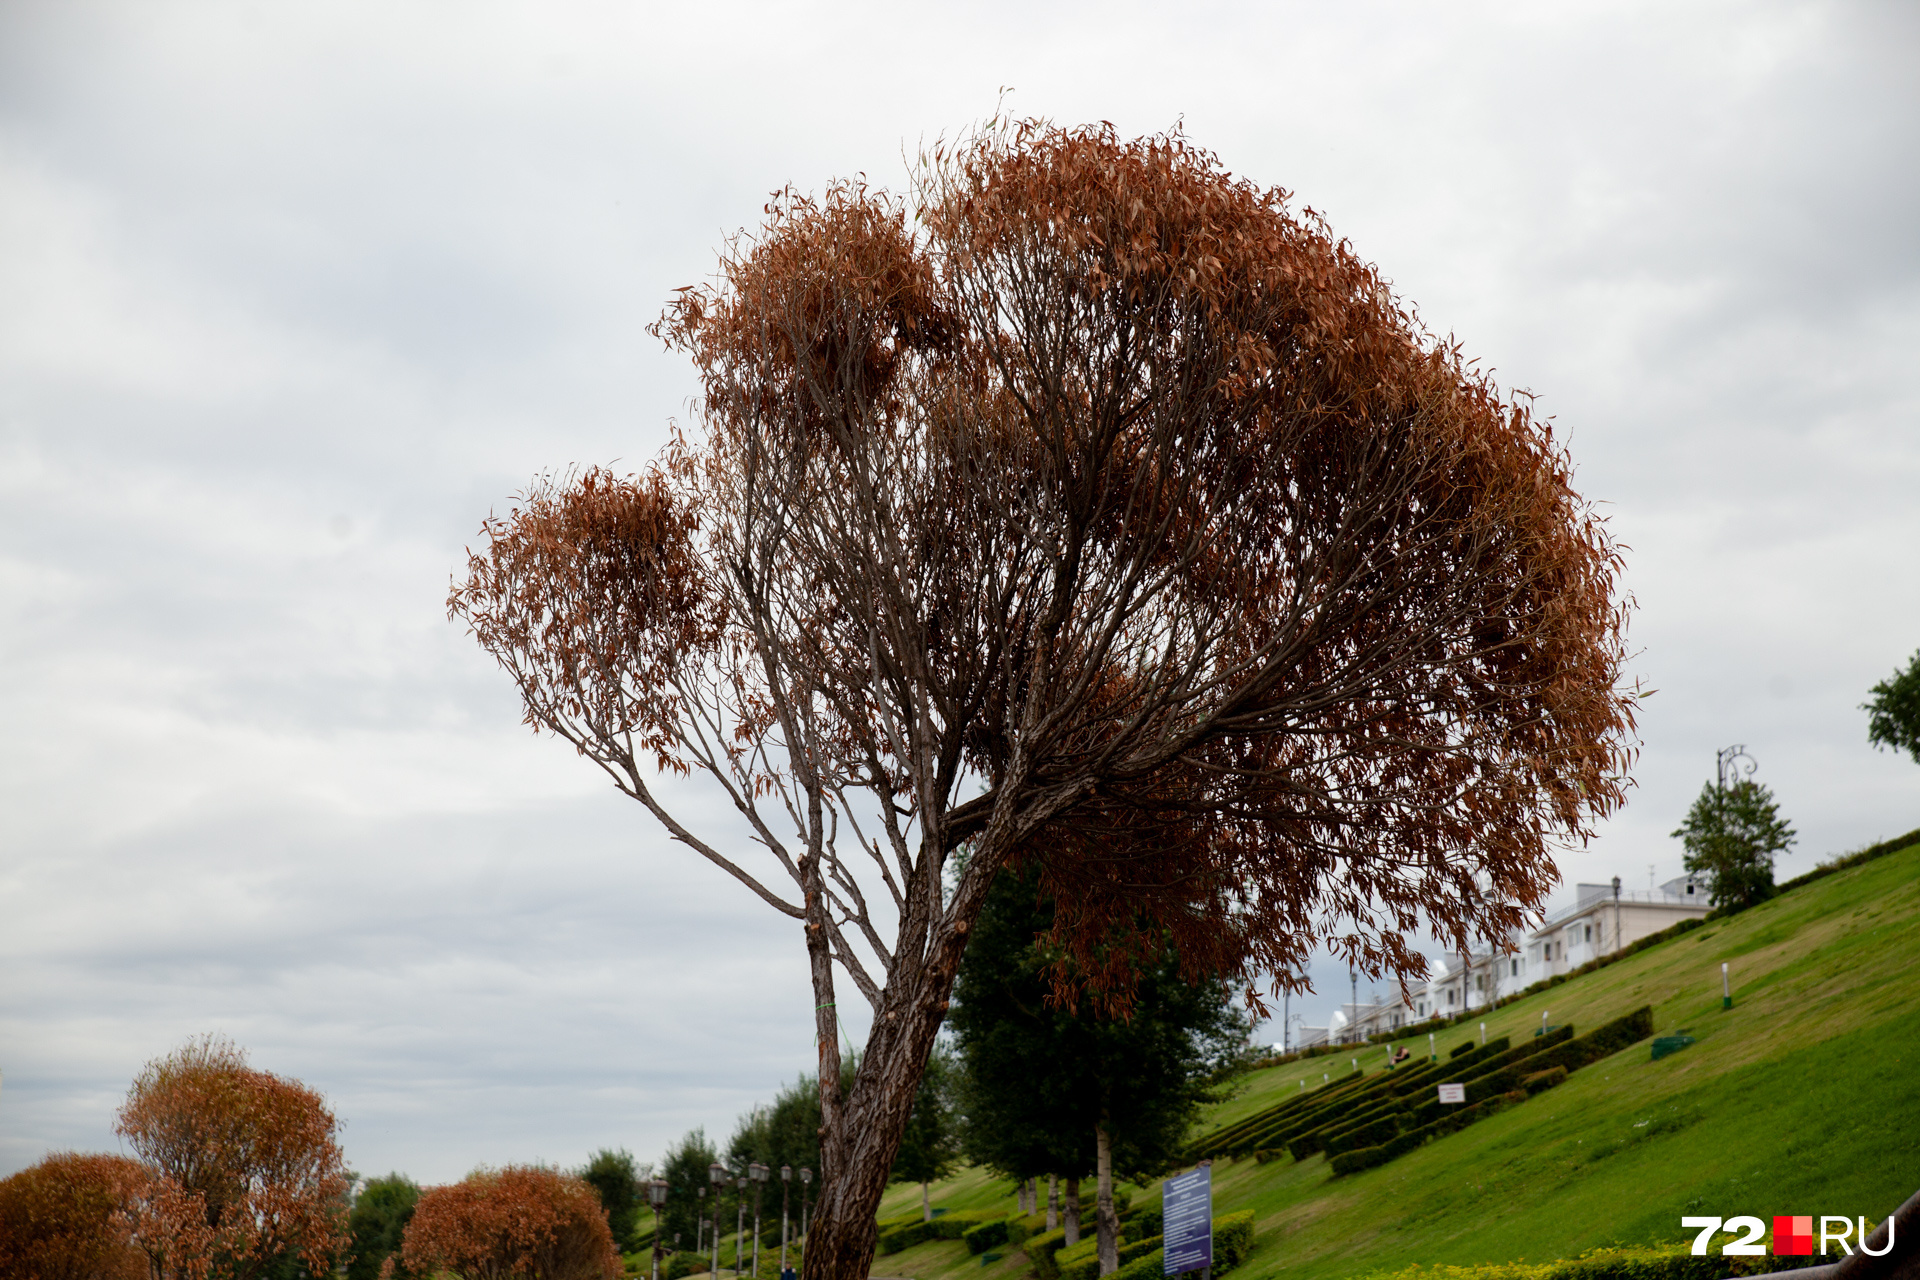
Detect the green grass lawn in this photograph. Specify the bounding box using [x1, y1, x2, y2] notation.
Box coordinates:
[874, 835, 1920, 1280]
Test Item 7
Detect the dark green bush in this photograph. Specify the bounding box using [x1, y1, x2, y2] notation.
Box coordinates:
[876, 1219, 938, 1254]
[1522, 1066, 1568, 1094]
[1213, 1209, 1255, 1270]
[1025, 1227, 1070, 1280]
[963, 1218, 1010, 1254]
[1324, 1111, 1406, 1156]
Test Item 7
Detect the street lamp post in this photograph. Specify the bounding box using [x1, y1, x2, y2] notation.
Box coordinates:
[709, 1164, 727, 1279]
[799, 1168, 812, 1243]
[736, 1176, 748, 1275]
[779, 1166, 792, 1278]
[648, 1179, 669, 1280]
[697, 1188, 706, 1254]
[749, 1163, 768, 1278]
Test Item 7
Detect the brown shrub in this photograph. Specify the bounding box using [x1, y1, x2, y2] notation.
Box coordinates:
[398, 1165, 620, 1280]
[0, 1151, 149, 1280]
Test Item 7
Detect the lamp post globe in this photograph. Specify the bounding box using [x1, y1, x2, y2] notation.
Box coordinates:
[647, 1180, 669, 1280]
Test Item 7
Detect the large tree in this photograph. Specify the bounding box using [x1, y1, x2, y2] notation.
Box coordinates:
[951, 866, 1247, 1272]
[653, 1131, 718, 1255]
[1864, 649, 1920, 764]
[578, 1150, 646, 1253]
[450, 119, 1636, 1279]
[115, 1035, 352, 1280]
[1673, 778, 1795, 911]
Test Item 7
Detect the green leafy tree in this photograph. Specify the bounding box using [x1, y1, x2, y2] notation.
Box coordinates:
[1673, 778, 1796, 911]
[951, 867, 1249, 1270]
[889, 1043, 961, 1221]
[1864, 649, 1920, 764]
[655, 1130, 718, 1254]
[579, 1149, 646, 1252]
[345, 1174, 419, 1280]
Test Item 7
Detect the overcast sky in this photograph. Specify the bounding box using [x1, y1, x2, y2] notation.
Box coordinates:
[2, 0, 1915, 1185]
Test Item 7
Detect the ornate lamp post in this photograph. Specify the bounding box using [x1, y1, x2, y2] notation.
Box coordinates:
[708, 1163, 727, 1278]
[648, 1179, 669, 1280]
[735, 1175, 748, 1274]
[779, 1165, 793, 1277]
[799, 1167, 812, 1243]
[748, 1163, 769, 1277]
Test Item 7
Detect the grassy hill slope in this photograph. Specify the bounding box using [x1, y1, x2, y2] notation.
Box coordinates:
[875, 834, 1920, 1280]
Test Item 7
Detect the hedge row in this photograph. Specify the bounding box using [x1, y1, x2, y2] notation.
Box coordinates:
[1356, 1243, 1839, 1280]
[877, 1207, 1009, 1254]
[1775, 825, 1920, 895]
[1107, 1210, 1257, 1280]
[1343, 827, 1920, 1056]
[1331, 1007, 1651, 1177]
[662, 1251, 710, 1279]
[1058, 1233, 1167, 1280]
[1329, 1089, 1529, 1177]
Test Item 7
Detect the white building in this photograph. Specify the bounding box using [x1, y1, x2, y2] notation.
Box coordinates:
[1312, 873, 1711, 1042]
[1524, 876, 1709, 978]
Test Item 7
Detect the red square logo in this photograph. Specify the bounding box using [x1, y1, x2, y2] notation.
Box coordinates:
[1773, 1216, 1813, 1256]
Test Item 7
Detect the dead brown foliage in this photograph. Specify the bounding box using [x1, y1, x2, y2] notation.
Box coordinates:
[395, 1166, 620, 1280]
[450, 119, 1637, 1280]
[0, 1152, 148, 1280]
[115, 1035, 351, 1280]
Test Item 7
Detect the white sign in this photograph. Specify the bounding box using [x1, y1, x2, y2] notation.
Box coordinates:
[1437, 1083, 1466, 1104]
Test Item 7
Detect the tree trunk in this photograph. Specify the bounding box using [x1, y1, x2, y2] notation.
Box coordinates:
[1047, 1174, 1058, 1231]
[798, 858, 967, 1280]
[1063, 1175, 1080, 1247]
[1095, 1122, 1118, 1275]
[921, 1181, 930, 1223]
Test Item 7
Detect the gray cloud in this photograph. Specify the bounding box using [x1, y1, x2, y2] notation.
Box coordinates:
[3, 0, 1915, 1183]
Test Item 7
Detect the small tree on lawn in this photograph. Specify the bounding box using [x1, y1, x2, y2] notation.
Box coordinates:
[1673, 778, 1796, 911]
[398, 1166, 619, 1280]
[951, 865, 1247, 1273]
[115, 1035, 352, 1280]
[449, 119, 1638, 1280]
[888, 1041, 961, 1222]
[1864, 649, 1920, 765]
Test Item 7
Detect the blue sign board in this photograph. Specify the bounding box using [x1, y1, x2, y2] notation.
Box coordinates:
[1162, 1164, 1212, 1275]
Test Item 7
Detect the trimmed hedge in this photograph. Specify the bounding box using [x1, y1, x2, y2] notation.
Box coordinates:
[962, 1218, 1009, 1254]
[662, 1251, 710, 1279]
[876, 1219, 937, 1253]
[1058, 1234, 1166, 1280]
[1025, 1227, 1071, 1280]
[1522, 1066, 1567, 1094]
[1109, 1210, 1256, 1280]
[1324, 1111, 1407, 1157]
[1355, 1243, 1839, 1280]
[1775, 825, 1920, 895]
